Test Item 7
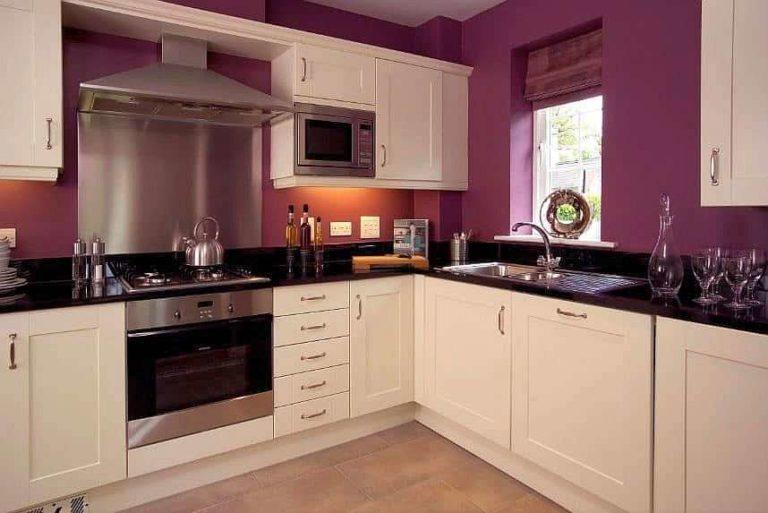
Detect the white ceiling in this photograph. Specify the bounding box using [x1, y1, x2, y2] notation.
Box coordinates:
[306, 0, 507, 27]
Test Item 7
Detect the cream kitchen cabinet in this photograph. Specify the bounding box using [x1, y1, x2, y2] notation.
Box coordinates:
[350, 276, 414, 417]
[0, 303, 126, 512]
[272, 44, 376, 107]
[419, 277, 512, 448]
[510, 294, 653, 513]
[376, 59, 442, 182]
[701, 0, 768, 205]
[655, 318, 768, 513]
[0, 0, 62, 181]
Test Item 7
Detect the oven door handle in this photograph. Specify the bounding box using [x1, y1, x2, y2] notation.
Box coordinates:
[127, 315, 271, 340]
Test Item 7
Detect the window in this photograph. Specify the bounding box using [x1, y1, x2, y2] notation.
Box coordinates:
[533, 95, 603, 240]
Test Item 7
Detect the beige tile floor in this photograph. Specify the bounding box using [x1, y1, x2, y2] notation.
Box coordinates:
[121, 422, 569, 513]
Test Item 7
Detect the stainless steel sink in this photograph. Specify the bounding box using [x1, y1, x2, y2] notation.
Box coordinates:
[441, 262, 644, 294]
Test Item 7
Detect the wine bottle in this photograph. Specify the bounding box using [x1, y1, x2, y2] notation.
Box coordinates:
[314, 216, 324, 270]
[285, 204, 297, 248]
[299, 204, 311, 249]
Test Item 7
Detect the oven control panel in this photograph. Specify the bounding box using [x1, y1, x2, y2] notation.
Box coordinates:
[126, 289, 273, 331]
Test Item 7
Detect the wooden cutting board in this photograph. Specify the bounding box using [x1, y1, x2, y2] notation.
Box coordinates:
[352, 255, 429, 270]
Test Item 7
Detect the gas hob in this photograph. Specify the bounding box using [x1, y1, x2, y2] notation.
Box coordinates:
[113, 262, 269, 294]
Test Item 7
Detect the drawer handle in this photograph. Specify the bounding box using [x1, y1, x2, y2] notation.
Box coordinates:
[301, 323, 327, 331]
[557, 308, 587, 319]
[301, 380, 327, 390]
[301, 409, 327, 420]
[301, 294, 326, 302]
[301, 352, 327, 361]
[8, 333, 17, 370]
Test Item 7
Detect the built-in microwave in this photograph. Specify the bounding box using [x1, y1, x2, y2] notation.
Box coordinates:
[295, 102, 375, 177]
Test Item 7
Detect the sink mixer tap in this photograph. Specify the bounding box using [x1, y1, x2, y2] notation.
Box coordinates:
[511, 222, 561, 272]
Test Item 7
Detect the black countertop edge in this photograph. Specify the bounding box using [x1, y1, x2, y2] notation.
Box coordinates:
[1, 261, 766, 337]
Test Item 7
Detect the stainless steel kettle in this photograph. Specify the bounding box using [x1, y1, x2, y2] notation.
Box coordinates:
[184, 217, 224, 267]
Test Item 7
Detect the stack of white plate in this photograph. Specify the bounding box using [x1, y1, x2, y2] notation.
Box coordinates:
[0, 240, 25, 295]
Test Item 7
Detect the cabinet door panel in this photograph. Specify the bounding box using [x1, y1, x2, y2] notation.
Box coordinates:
[0, 313, 30, 512]
[376, 60, 442, 181]
[27, 304, 126, 503]
[295, 45, 375, 105]
[350, 276, 414, 417]
[511, 295, 652, 513]
[421, 278, 511, 448]
[655, 318, 768, 513]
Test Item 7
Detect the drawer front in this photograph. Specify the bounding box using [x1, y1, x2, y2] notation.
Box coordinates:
[274, 337, 349, 377]
[274, 392, 350, 438]
[274, 309, 349, 347]
[274, 364, 350, 407]
[274, 282, 349, 316]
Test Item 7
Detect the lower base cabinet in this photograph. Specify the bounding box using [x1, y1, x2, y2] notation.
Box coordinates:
[0, 304, 126, 513]
[350, 276, 414, 417]
[510, 294, 653, 513]
[419, 277, 512, 448]
[655, 318, 768, 513]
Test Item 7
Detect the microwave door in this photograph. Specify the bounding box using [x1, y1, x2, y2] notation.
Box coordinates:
[297, 113, 356, 168]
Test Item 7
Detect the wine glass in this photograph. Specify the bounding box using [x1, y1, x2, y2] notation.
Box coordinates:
[745, 248, 766, 306]
[723, 251, 753, 310]
[691, 249, 720, 305]
[708, 246, 727, 302]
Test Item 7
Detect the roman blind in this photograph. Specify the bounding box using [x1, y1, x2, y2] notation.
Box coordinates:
[524, 29, 603, 102]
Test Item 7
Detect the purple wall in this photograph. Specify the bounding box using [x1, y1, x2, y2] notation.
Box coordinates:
[462, 0, 768, 253]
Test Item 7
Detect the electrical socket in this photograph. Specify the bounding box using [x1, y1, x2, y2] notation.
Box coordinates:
[360, 216, 380, 239]
[330, 221, 352, 237]
[0, 228, 16, 248]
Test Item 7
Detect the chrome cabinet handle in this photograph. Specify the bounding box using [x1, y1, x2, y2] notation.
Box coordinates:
[8, 333, 17, 370]
[301, 57, 307, 82]
[498, 306, 505, 335]
[301, 323, 326, 331]
[709, 147, 720, 186]
[381, 145, 387, 167]
[557, 308, 587, 319]
[301, 380, 327, 390]
[301, 352, 327, 361]
[301, 409, 327, 420]
[356, 294, 362, 320]
[300, 294, 326, 302]
[45, 118, 53, 150]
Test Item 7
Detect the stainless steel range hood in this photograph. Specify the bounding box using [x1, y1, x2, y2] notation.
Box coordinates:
[78, 34, 293, 127]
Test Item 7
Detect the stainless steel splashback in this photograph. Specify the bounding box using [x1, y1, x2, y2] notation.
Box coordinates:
[78, 113, 262, 254]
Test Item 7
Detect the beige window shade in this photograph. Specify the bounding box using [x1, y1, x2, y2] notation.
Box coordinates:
[524, 29, 603, 102]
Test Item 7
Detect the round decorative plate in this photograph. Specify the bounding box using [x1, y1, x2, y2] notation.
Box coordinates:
[539, 189, 593, 239]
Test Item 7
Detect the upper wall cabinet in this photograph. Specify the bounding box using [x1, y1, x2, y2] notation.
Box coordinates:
[376, 60, 442, 182]
[0, 0, 62, 181]
[272, 44, 376, 107]
[701, 0, 768, 205]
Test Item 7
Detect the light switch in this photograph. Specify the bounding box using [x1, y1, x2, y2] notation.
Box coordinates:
[0, 228, 16, 248]
[360, 216, 380, 239]
[330, 221, 352, 237]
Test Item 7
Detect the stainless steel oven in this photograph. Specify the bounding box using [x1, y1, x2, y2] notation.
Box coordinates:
[295, 102, 375, 177]
[126, 289, 273, 448]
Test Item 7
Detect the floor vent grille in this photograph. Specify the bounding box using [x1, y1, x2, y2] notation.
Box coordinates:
[22, 494, 88, 513]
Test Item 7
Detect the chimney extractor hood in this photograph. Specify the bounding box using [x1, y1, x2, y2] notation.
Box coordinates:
[78, 34, 294, 127]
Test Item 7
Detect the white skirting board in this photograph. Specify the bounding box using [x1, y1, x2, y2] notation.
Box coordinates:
[87, 404, 415, 513]
[414, 406, 627, 513]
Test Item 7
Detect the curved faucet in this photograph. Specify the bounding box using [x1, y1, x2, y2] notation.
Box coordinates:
[511, 222, 561, 272]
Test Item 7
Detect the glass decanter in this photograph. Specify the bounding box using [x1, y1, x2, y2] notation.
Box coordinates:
[647, 193, 684, 296]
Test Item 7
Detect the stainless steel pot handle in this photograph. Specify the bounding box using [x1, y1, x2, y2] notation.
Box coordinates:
[301, 409, 327, 420]
[709, 147, 720, 186]
[498, 306, 505, 335]
[193, 216, 220, 240]
[8, 333, 17, 370]
[557, 308, 588, 319]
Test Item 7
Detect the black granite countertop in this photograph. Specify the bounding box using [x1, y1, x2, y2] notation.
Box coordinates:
[2, 242, 766, 336]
